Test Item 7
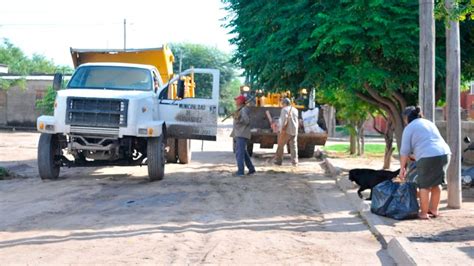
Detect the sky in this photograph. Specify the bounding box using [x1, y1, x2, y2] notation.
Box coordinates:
[0, 0, 234, 67]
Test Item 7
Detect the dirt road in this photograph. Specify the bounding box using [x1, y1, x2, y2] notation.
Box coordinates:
[0, 129, 393, 264]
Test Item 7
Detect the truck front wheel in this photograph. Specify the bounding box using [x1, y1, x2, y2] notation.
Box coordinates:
[38, 133, 61, 180]
[147, 135, 165, 181]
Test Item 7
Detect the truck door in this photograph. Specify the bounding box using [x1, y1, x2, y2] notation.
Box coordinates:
[157, 68, 220, 141]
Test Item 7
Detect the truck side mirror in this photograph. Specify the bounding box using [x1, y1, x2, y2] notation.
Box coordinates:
[177, 79, 185, 99]
[464, 136, 471, 144]
[53, 73, 63, 91]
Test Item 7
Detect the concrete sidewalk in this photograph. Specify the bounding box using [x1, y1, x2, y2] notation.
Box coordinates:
[324, 156, 474, 265]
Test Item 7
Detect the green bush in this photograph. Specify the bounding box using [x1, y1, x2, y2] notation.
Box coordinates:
[0, 167, 9, 179]
[36, 85, 57, 115]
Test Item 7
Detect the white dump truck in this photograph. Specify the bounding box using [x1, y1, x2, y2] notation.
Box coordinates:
[37, 46, 219, 181]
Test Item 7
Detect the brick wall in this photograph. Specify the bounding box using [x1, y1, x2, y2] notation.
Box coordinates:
[0, 79, 51, 127]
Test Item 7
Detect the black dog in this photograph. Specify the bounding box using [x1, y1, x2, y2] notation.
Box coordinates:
[348, 168, 400, 200]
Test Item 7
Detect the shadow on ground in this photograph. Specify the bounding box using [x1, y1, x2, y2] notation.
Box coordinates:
[0, 149, 366, 236]
[408, 226, 474, 243]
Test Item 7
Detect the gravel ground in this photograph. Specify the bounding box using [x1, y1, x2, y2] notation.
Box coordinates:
[0, 130, 393, 264]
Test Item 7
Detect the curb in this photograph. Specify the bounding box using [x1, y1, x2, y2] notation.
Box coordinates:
[387, 237, 417, 266]
[323, 158, 420, 265]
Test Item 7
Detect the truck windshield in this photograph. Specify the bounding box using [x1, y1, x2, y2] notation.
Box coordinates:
[68, 66, 152, 91]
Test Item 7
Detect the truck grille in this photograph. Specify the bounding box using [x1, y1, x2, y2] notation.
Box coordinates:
[66, 97, 128, 127]
[70, 126, 120, 136]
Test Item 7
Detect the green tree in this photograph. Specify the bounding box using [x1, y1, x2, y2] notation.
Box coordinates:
[0, 38, 73, 75]
[0, 39, 73, 90]
[224, 0, 474, 151]
[169, 43, 241, 114]
[317, 87, 376, 156]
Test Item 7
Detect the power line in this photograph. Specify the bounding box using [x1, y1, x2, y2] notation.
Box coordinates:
[0, 22, 122, 29]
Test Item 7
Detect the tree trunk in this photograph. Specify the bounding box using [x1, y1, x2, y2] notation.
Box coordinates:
[323, 105, 336, 137]
[391, 115, 404, 153]
[419, 0, 436, 121]
[356, 135, 361, 156]
[363, 85, 404, 151]
[349, 128, 356, 155]
[370, 113, 394, 169]
[383, 119, 394, 169]
[355, 122, 360, 156]
[445, 0, 462, 209]
[355, 89, 405, 158]
[356, 120, 365, 156]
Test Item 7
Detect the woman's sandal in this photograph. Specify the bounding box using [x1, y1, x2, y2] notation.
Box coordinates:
[428, 211, 440, 218]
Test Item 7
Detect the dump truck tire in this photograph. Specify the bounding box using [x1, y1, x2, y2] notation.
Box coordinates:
[298, 144, 315, 158]
[38, 133, 60, 180]
[178, 139, 192, 164]
[147, 135, 165, 181]
[166, 138, 178, 163]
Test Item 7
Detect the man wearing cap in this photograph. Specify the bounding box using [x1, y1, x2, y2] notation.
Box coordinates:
[230, 95, 256, 176]
[274, 97, 299, 166]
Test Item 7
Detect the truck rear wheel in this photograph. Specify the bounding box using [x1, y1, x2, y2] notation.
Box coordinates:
[166, 138, 178, 163]
[298, 144, 315, 158]
[147, 135, 165, 181]
[38, 133, 61, 180]
[177, 139, 192, 164]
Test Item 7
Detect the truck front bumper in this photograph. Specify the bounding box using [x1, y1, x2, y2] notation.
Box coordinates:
[37, 115, 164, 138]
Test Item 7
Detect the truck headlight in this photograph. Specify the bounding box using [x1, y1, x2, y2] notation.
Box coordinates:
[147, 128, 154, 135]
[39, 122, 54, 132]
[138, 128, 154, 136]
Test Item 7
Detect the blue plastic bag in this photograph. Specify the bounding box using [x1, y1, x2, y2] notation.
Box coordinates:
[385, 182, 419, 220]
[370, 180, 419, 220]
[462, 166, 474, 179]
[370, 180, 398, 216]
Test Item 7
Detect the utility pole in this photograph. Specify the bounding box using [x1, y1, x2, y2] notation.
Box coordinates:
[124, 19, 127, 50]
[445, 0, 462, 209]
[419, 0, 435, 121]
[179, 49, 183, 73]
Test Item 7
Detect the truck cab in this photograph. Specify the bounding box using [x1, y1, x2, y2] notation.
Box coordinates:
[37, 46, 220, 181]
